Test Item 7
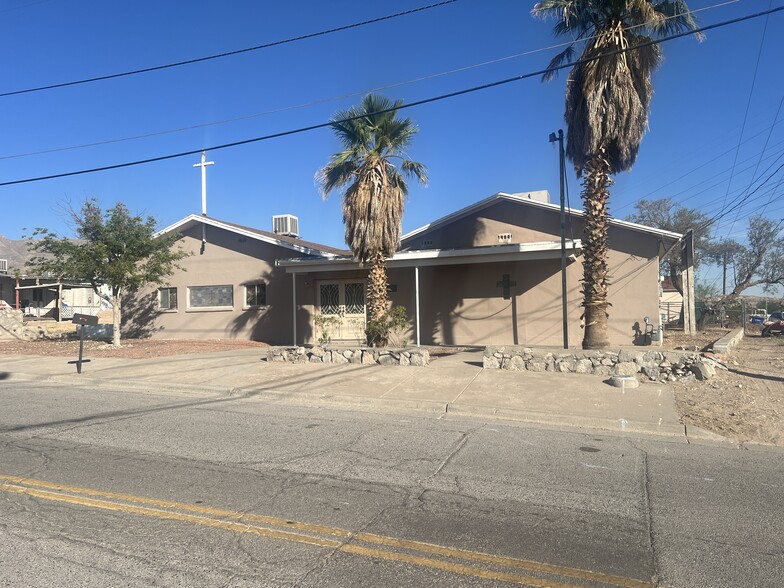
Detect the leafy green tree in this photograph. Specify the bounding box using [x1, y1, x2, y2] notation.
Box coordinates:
[316, 94, 427, 345]
[27, 199, 190, 346]
[533, 0, 700, 348]
[626, 197, 713, 295]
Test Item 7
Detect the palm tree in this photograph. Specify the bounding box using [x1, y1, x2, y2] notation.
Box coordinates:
[316, 94, 427, 345]
[532, 0, 700, 349]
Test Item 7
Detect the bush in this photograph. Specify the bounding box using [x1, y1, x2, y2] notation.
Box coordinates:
[366, 305, 409, 347]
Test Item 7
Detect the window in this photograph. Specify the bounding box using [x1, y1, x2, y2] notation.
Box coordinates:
[497, 233, 513, 244]
[158, 287, 178, 310]
[32, 288, 44, 302]
[245, 283, 266, 307]
[422, 239, 434, 248]
[189, 285, 233, 309]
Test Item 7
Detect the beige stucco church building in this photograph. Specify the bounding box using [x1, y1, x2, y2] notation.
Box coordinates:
[125, 191, 683, 348]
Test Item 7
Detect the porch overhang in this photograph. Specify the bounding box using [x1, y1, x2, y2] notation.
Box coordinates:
[277, 240, 582, 273]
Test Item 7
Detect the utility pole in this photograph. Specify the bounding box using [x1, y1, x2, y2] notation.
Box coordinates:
[549, 129, 568, 349]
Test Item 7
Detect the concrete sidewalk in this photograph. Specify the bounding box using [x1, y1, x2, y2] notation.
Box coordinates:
[0, 348, 720, 441]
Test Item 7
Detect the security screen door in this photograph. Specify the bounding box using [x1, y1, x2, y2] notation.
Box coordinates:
[316, 281, 367, 342]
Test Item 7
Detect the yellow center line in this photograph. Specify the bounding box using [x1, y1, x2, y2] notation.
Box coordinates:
[0, 473, 653, 588]
[0, 483, 341, 549]
[355, 533, 653, 588]
[0, 473, 350, 538]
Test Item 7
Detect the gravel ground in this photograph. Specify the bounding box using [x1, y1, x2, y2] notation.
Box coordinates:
[0, 338, 268, 359]
[674, 333, 784, 446]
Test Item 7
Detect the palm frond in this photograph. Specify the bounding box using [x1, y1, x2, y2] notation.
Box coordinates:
[541, 44, 576, 82]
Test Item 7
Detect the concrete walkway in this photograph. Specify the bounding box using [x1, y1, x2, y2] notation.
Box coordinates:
[0, 348, 720, 441]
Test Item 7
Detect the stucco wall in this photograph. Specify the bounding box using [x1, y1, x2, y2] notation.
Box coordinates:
[125, 224, 316, 344]
[399, 200, 662, 347]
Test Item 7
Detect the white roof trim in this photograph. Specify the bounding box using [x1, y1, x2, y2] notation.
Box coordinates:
[157, 214, 339, 258]
[401, 192, 683, 242]
[278, 240, 582, 273]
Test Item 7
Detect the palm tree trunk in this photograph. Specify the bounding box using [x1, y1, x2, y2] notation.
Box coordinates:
[581, 151, 612, 349]
[367, 250, 389, 346]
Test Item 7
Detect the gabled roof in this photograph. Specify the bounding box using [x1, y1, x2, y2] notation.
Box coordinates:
[401, 191, 684, 244]
[157, 214, 349, 258]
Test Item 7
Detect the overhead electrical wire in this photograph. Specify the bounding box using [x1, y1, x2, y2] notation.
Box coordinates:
[2, 5, 780, 189]
[0, 0, 459, 98]
[0, 0, 742, 161]
[721, 1, 773, 235]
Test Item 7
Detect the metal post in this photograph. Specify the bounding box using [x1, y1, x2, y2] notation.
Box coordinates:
[550, 129, 569, 349]
[292, 273, 297, 346]
[77, 325, 85, 374]
[414, 266, 420, 347]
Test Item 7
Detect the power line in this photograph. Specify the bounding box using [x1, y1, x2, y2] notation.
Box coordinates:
[721, 1, 773, 235]
[0, 0, 741, 161]
[613, 117, 784, 215]
[1, 5, 781, 188]
[0, 0, 459, 99]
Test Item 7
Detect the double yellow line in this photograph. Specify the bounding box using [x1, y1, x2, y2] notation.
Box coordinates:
[0, 473, 651, 588]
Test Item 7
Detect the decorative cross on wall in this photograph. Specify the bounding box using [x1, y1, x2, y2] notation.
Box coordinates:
[496, 274, 517, 300]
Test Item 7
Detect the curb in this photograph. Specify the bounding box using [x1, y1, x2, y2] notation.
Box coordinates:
[712, 327, 744, 355]
[4, 372, 730, 444]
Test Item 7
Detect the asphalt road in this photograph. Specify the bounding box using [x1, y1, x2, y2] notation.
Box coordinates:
[0, 381, 781, 587]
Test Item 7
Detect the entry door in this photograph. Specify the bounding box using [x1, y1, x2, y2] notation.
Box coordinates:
[317, 281, 366, 342]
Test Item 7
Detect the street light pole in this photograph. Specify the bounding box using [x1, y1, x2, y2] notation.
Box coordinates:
[549, 129, 569, 349]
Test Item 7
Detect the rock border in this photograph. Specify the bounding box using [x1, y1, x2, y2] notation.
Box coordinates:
[483, 345, 715, 382]
[267, 346, 429, 366]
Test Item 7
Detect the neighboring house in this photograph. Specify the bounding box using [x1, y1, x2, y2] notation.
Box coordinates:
[131, 191, 685, 347]
[0, 236, 106, 320]
[659, 277, 683, 325]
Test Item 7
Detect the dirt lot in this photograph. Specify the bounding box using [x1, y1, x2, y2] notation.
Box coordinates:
[674, 333, 784, 445]
[0, 338, 268, 359]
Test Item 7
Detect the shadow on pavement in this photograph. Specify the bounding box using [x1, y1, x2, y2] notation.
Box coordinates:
[0, 372, 8, 380]
[729, 368, 784, 383]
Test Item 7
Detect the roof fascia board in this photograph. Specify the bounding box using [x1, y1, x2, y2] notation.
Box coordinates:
[279, 240, 582, 273]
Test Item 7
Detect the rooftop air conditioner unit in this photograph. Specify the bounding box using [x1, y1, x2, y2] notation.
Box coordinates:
[272, 214, 299, 238]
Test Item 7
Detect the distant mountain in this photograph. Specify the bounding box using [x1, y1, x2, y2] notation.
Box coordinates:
[0, 235, 33, 275]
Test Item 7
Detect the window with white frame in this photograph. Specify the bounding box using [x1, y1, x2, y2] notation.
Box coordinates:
[158, 287, 178, 310]
[245, 283, 267, 307]
[497, 233, 513, 244]
[189, 285, 233, 309]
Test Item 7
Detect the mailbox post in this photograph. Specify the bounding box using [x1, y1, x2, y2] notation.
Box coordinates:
[69, 313, 98, 373]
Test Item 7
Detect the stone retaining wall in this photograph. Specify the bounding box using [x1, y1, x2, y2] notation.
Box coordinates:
[483, 345, 715, 381]
[267, 346, 429, 366]
[0, 308, 47, 341]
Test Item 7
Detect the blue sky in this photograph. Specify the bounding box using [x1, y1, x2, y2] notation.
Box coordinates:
[1, 0, 782, 294]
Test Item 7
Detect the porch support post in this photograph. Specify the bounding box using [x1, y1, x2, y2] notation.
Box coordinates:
[57, 282, 63, 322]
[292, 273, 297, 346]
[15, 277, 20, 310]
[414, 266, 420, 347]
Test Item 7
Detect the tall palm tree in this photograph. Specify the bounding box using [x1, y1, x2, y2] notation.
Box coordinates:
[316, 94, 427, 345]
[532, 0, 700, 349]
